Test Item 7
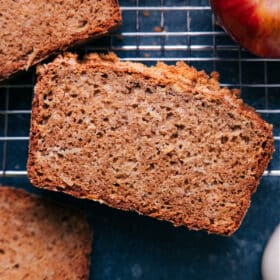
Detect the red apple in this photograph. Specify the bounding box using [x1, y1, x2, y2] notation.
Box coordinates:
[210, 0, 280, 58]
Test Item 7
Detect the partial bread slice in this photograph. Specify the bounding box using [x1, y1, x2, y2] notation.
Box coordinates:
[0, 186, 92, 279]
[0, 0, 121, 81]
[28, 53, 274, 235]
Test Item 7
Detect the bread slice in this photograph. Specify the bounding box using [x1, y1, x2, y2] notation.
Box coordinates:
[0, 186, 92, 279]
[28, 52, 274, 235]
[0, 0, 121, 81]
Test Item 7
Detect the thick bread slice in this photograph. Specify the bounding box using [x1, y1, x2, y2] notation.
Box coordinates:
[28, 53, 274, 235]
[0, 0, 121, 81]
[0, 186, 92, 279]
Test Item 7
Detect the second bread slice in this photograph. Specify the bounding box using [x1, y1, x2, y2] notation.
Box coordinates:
[28, 53, 274, 235]
[0, 186, 92, 279]
[0, 0, 121, 80]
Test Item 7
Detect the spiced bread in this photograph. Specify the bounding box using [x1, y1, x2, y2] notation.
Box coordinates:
[27, 53, 274, 235]
[0, 0, 121, 80]
[0, 186, 92, 279]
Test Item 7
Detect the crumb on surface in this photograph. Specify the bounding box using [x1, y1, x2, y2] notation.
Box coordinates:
[154, 26, 164, 32]
[143, 10, 150, 17]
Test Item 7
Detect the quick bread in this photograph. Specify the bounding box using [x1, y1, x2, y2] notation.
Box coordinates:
[28, 53, 274, 235]
[0, 0, 121, 80]
[0, 186, 92, 279]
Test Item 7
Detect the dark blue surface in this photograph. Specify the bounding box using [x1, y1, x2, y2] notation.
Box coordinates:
[1, 176, 279, 280]
[1, 1, 280, 279]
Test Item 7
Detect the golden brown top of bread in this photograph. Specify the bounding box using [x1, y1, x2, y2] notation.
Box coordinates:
[0, 186, 92, 279]
[0, 0, 121, 80]
[28, 53, 274, 235]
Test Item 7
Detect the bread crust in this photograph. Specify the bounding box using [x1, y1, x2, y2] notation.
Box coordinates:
[28, 53, 274, 236]
[0, 0, 121, 81]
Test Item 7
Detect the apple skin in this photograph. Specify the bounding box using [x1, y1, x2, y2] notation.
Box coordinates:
[210, 0, 280, 58]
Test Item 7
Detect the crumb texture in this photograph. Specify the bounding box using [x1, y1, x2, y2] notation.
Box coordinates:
[0, 186, 92, 280]
[0, 0, 121, 80]
[28, 53, 274, 235]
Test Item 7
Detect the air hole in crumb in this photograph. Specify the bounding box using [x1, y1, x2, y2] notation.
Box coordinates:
[171, 132, 178, 138]
[112, 182, 120, 187]
[94, 89, 101, 95]
[78, 20, 88, 28]
[103, 117, 109, 122]
[145, 87, 152, 94]
[96, 132, 103, 138]
[240, 134, 250, 144]
[166, 112, 173, 120]
[57, 153, 64, 158]
[101, 73, 108, 79]
[175, 124, 185, 130]
[231, 125, 241, 131]
[13, 263, 20, 269]
[39, 115, 50, 125]
[149, 163, 155, 170]
[209, 218, 214, 224]
[208, 146, 214, 153]
[211, 180, 218, 186]
[0, 249, 5, 254]
[221, 136, 228, 144]
[262, 141, 267, 148]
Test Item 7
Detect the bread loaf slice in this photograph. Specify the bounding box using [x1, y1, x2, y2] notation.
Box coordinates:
[28, 53, 274, 235]
[0, 186, 92, 279]
[0, 0, 121, 81]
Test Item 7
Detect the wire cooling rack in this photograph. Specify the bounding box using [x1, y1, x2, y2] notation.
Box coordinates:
[0, 0, 280, 177]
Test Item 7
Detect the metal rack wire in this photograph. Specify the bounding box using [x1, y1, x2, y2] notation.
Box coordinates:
[1, 0, 280, 177]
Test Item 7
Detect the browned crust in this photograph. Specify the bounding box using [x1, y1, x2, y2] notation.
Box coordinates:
[0, 0, 121, 81]
[0, 185, 93, 279]
[27, 52, 274, 236]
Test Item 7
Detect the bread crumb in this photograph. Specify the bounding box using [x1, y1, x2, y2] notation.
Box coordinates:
[144, 53, 150, 58]
[143, 11, 150, 17]
[154, 26, 164, 32]
[28, 52, 274, 236]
